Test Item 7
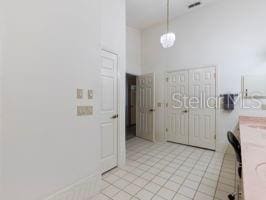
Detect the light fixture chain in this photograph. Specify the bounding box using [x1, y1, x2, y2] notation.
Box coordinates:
[160, 0, 175, 48]
[167, 0, 169, 32]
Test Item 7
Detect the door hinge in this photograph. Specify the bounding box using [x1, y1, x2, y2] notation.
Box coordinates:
[166, 77, 169, 82]
[214, 135, 216, 140]
[214, 73, 216, 79]
[166, 128, 168, 132]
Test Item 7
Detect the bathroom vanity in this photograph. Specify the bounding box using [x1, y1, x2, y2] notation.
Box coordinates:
[238, 116, 266, 200]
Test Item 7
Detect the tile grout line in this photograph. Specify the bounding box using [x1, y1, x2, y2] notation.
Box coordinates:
[169, 149, 207, 200]
[213, 150, 236, 200]
[100, 139, 227, 200]
[129, 143, 214, 200]
[191, 151, 216, 200]
[131, 143, 190, 200]
[103, 141, 186, 199]
[213, 151, 227, 200]
[148, 146, 195, 200]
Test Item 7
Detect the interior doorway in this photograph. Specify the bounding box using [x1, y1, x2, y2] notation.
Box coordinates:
[126, 74, 137, 140]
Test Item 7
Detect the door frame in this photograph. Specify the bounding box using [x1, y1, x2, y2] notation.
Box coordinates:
[101, 46, 126, 169]
[164, 66, 218, 150]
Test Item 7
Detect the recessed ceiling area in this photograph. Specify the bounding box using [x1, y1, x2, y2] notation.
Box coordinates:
[126, 0, 219, 30]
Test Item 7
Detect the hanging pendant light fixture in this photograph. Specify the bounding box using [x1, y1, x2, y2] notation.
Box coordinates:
[160, 0, 176, 48]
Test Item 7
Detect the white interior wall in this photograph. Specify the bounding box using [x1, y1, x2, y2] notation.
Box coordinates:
[126, 27, 142, 75]
[1, 0, 125, 200]
[0, 6, 3, 198]
[2, 1, 101, 199]
[141, 0, 266, 151]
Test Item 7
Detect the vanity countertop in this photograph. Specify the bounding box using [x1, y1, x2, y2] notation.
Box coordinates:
[239, 116, 266, 200]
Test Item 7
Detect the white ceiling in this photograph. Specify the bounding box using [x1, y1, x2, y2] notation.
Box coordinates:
[126, 0, 219, 30]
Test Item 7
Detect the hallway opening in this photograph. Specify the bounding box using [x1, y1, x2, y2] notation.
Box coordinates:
[126, 73, 137, 140]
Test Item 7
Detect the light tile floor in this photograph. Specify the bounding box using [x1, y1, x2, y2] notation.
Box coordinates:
[92, 137, 236, 200]
[214, 147, 239, 200]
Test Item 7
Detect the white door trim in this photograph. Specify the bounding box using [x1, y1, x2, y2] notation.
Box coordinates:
[164, 66, 218, 150]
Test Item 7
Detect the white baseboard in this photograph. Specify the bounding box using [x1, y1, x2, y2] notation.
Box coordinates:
[44, 172, 101, 200]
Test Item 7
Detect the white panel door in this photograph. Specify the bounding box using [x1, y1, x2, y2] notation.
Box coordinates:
[100, 50, 118, 173]
[136, 73, 155, 142]
[166, 71, 189, 145]
[189, 67, 216, 150]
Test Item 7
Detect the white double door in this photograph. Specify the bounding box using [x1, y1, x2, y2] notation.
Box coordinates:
[166, 67, 216, 150]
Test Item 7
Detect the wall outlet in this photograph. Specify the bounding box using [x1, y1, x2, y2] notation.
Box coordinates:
[77, 89, 83, 99]
[77, 106, 93, 116]
[88, 90, 93, 99]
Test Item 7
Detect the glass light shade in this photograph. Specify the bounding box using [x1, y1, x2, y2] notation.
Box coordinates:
[160, 32, 176, 48]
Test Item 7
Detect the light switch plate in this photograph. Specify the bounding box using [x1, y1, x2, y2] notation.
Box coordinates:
[77, 106, 93, 116]
[262, 104, 266, 110]
[77, 89, 83, 99]
[88, 90, 93, 99]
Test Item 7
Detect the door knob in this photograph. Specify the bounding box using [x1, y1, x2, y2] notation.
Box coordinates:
[149, 109, 155, 112]
[182, 110, 188, 113]
[111, 114, 118, 119]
